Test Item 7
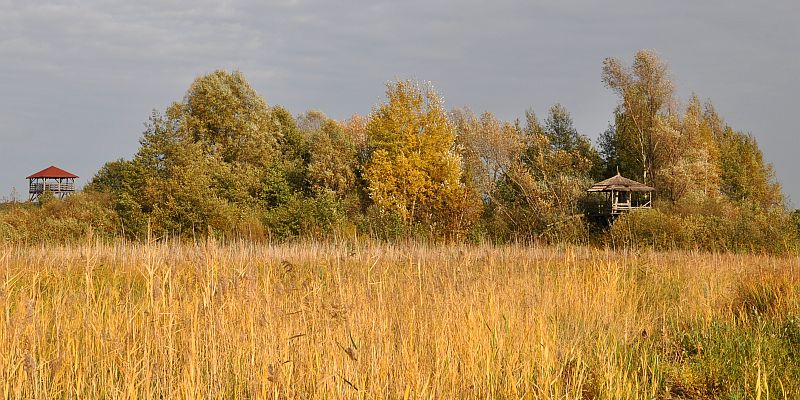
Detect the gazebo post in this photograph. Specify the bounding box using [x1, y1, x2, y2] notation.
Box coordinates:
[611, 190, 617, 213]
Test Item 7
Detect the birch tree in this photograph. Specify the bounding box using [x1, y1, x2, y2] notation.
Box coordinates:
[602, 49, 675, 184]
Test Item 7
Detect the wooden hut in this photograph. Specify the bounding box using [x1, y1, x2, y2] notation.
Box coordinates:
[27, 166, 78, 202]
[586, 173, 654, 216]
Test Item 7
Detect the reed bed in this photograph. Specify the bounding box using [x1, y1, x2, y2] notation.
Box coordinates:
[1, 240, 798, 398]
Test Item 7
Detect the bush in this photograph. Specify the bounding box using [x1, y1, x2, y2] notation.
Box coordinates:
[262, 191, 347, 240]
[0, 192, 119, 243]
[609, 206, 798, 254]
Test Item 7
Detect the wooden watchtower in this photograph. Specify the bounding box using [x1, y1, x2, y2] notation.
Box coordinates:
[27, 166, 78, 202]
[585, 173, 654, 217]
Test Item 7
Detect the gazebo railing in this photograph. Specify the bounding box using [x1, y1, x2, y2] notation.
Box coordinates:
[611, 199, 652, 213]
[29, 182, 76, 193]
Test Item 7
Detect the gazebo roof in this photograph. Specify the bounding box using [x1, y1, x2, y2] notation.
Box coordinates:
[26, 166, 78, 179]
[587, 173, 654, 193]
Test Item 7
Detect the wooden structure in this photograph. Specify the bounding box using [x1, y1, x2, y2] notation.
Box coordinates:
[586, 173, 654, 216]
[27, 166, 78, 202]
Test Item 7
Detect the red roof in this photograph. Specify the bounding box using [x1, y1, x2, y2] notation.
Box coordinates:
[27, 166, 78, 179]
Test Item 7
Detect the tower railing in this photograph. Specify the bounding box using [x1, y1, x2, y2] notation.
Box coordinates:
[29, 181, 76, 193]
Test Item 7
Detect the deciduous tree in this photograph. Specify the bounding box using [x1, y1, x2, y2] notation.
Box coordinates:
[364, 80, 474, 236]
[602, 49, 675, 184]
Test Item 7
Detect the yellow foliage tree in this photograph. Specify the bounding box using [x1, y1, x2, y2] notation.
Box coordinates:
[655, 96, 721, 202]
[364, 80, 473, 235]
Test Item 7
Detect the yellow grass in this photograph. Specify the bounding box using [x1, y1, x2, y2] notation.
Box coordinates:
[0, 240, 798, 398]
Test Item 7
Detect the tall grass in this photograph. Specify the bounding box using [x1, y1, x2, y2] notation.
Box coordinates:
[1, 241, 798, 398]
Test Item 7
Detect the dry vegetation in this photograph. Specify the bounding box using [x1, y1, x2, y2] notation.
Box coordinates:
[1, 241, 799, 398]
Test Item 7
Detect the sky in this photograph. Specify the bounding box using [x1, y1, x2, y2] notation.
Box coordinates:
[1, 0, 798, 204]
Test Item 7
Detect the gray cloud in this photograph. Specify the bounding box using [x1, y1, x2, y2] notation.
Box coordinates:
[1, 0, 798, 204]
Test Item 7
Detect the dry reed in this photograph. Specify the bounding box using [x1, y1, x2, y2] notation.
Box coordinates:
[0, 240, 798, 398]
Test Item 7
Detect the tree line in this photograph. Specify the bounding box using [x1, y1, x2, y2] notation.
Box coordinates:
[1, 50, 797, 251]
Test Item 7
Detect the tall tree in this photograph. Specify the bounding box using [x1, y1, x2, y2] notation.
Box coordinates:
[716, 126, 782, 208]
[300, 111, 358, 198]
[481, 107, 599, 238]
[602, 49, 675, 184]
[452, 108, 522, 199]
[543, 103, 580, 151]
[179, 70, 280, 166]
[542, 104, 603, 180]
[655, 96, 721, 201]
[364, 80, 474, 235]
[89, 70, 288, 237]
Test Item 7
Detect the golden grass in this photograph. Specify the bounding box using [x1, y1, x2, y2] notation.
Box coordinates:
[1, 240, 798, 398]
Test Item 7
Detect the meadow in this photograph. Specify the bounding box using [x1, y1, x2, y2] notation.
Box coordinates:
[1, 240, 799, 399]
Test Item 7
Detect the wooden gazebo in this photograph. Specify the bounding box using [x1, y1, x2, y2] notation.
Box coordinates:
[27, 166, 78, 202]
[586, 173, 654, 216]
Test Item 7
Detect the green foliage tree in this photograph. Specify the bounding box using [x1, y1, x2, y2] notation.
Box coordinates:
[495, 109, 595, 237]
[542, 104, 603, 180]
[272, 105, 310, 192]
[134, 110, 238, 235]
[179, 70, 279, 166]
[600, 50, 784, 210]
[85, 158, 147, 236]
[716, 125, 782, 208]
[89, 70, 285, 238]
[299, 111, 358, 198]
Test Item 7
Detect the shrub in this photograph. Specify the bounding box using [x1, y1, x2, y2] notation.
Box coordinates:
[263, 192, 347, 240]
[0, 192, 119, 243]
[609, 207, 798, 254]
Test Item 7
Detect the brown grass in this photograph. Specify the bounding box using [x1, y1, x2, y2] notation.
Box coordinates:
[0, 240, 798, 398]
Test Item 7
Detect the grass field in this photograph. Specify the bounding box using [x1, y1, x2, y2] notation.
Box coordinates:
[1, 241, 799, 398]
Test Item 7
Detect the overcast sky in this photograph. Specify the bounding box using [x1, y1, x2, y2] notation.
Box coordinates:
[1, 0, 798, 204]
